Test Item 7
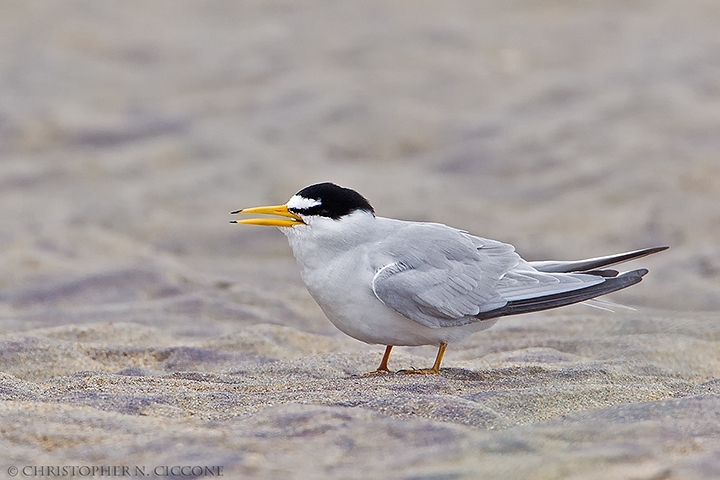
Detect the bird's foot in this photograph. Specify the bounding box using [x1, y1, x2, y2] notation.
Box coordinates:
[397, 367, 441, 375]
[361, 345, 395, 376]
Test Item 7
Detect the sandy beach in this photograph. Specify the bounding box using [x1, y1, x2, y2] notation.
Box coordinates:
[2, 2, 720, 479]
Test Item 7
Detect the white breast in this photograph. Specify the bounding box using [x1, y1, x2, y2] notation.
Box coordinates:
[282, 214, 496, 346]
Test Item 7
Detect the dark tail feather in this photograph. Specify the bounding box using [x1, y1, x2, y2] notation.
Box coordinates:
[476, 269, 648, 320]
[529, 246, 668, 273]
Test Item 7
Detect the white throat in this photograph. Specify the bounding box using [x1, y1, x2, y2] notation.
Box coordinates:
[282, 210, 377, 274]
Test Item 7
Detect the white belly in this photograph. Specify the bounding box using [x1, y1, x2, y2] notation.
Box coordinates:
[298, 251, 496, 346]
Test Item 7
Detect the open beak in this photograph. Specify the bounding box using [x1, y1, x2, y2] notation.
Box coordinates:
[230, 204, 305, 227]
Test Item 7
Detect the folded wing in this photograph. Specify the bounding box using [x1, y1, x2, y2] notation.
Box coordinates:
[372, 228, 662, 328]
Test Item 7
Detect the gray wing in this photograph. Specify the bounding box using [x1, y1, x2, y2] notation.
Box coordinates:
[371, 223, 518, 328]
[371, 224, 632, 329]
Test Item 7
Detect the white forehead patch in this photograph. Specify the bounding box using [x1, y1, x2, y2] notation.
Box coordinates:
[287, 195, 321, 210]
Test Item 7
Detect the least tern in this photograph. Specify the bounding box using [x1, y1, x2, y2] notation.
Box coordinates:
[232, 182, 667, 374]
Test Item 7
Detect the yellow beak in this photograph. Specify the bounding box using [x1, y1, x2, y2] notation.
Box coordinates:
[230, 204, 305, 227]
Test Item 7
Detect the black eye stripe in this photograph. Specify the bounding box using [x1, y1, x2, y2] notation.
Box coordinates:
[289, 205, 325, 216]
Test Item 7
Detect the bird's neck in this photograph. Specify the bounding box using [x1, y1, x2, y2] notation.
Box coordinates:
[283, 211, 377, 272]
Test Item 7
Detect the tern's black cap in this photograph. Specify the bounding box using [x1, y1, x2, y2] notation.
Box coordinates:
[290, 182, 375, 219]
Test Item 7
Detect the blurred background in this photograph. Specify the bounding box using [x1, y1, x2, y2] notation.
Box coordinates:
[1, 0, 719, 320]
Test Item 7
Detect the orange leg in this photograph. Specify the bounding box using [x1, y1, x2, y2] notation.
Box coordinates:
[398, 342, 447, 375]
[363, 345, 394, 375]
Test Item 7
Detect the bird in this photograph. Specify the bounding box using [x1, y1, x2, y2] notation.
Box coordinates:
[231, 182, 667, 375]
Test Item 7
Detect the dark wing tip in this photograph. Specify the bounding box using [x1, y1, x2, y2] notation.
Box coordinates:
[634, 268, 649, 278]
[477, 268, 649, 321]
[584, 269, 620, 277]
